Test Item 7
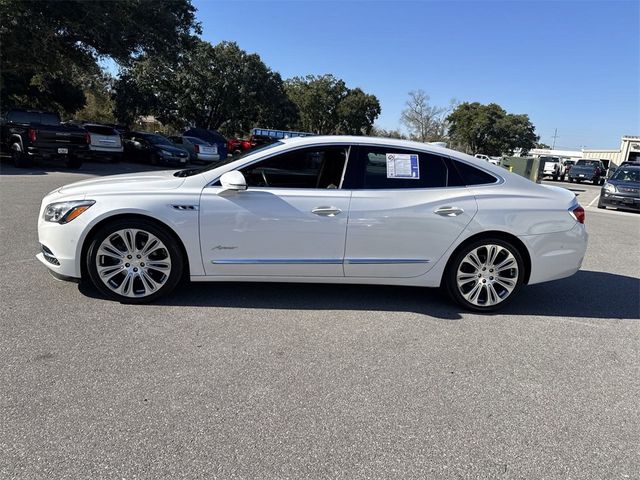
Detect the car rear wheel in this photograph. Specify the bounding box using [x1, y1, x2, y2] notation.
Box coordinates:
[445, 239, 524, 312]
[86, 220, 184, 303]
[11, 143, 31, 167]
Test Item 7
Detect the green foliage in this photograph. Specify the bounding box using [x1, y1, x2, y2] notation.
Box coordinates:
[72, 73, 117, 124]
[115, 40, 297, 133]
[1, 0, 199, 114]
[447, 102, 539, 156]
[370, 126, 408, 139]
[285, 75, 380, 135]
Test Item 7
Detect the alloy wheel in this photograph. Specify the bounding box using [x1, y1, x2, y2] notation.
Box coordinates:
[95, 228, 172, 298]
[455, 244, 519, 307]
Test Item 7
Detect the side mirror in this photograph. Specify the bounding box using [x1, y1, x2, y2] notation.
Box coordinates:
[219, 171, 247, 192]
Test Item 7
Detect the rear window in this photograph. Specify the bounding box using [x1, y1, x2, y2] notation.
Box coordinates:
[84, 125, 117, 136]
[576, 160, 599, 166]
[7, 111, 60, 125]
[451, 160, 498, 186]
[358, 147, 454, 189]
[185, 136, 208, 145]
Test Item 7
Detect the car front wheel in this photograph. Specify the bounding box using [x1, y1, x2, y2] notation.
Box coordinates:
[445, 239, 524, 312]
[86, 220, 184, 303]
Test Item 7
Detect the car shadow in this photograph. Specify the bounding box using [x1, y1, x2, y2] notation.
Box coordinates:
[78, 270, 639, 320]
[0, 155, 166, 176]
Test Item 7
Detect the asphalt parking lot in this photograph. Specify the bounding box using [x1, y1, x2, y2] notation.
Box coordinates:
[1, 159, 639, 479]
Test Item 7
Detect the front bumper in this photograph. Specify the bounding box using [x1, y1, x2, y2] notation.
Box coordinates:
[36, 211, 89, 279]
[521, 222, 588, 285]
[600, 191, 640, 210]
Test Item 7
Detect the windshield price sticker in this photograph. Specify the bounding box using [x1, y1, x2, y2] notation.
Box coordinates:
[386, 153, 420, 179]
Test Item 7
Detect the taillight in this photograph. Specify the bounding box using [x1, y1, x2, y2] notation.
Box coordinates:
[570, 205, 585, 224]
[85, 132, 91, 144]
[28, 128, 37, 142]
[194, 144, 200, 154]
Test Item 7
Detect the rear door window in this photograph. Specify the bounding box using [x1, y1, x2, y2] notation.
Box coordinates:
[355, 146, 456, 189]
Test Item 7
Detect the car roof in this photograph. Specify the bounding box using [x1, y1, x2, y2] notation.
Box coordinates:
[279, 135, 459, 156]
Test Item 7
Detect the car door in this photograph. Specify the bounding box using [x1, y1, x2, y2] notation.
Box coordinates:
[199, 144, 352, 277]
[343, 145, 478, 278]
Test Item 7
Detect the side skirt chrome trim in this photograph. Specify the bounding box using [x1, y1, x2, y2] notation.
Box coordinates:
[345, 259, 430, 264]
[211, 258, 343, 265]
[211, 258, 431, 265]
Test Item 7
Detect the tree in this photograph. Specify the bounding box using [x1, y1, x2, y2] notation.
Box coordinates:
[73, 73, 117, 124]
[336, 88, 381, 135]
[1, 0, 199, 114]
[447, 102, 538, 156]
[285, 75, 381, 134]
[400, 90, 452, 143]
[115, 40, 298, 133]
[370, 126, 407, 139]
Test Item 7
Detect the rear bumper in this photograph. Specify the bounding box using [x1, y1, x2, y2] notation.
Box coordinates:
[521, 222, 588, 285]
[27, 144, 88, 159]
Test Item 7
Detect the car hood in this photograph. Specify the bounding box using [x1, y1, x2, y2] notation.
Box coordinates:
[56, 170, 186, 197]
[607, 180, 639, 191]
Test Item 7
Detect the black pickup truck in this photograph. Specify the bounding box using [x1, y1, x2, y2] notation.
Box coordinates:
[1, 109, 89, 168]
[567, 159, 607, 185]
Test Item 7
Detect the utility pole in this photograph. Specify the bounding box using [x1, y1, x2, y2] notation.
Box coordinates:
[551, 128, 559, 150]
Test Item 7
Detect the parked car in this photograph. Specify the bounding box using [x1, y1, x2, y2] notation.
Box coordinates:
[182, 128, 228, 161]
[169, 135, 220, 164]
[598, 164, 640, 211]
[540, 156, 566, 181]
[1, 109, 88, 168]
[563, 159, 577, 178]
[228, 137, 252, 155]
[83, 124, 123, 163]
[473, 154, 500, 166]
[36, 136, 587, 312]
[568, 159, 607, 184]
[122, 131, 189, 166]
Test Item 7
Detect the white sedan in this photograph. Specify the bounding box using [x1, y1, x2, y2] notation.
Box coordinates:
[37, 136, 588, 311]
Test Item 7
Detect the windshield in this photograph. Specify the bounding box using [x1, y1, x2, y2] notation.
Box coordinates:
[174, 141, 284, 177]
[611, 168, 640, 183]
[576, 160, 599, 166]
[143, 134, 172, 146]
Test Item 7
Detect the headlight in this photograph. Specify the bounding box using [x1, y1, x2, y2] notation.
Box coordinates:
[44, 200, 95, 224]
[603, 183, 617, 193]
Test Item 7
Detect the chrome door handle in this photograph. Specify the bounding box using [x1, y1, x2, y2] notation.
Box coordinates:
[434, 206, 464, 217]
[312, 206, 342, 217]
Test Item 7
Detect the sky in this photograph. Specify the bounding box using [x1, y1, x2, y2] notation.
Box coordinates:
[193, 0, 639, 150]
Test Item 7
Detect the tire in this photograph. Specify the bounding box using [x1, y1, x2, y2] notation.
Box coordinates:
[11, 143, 31, 167]
[598, 178, 605, 186]
[444, 238, 525, 312]
[568, 177, 574, 183]
[86, 219, 184, 303]
[65, 156, 82, 169]
[597, 199, 606, 209]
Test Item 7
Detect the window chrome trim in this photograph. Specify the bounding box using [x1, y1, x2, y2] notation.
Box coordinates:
[207, 143, 355, 188]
